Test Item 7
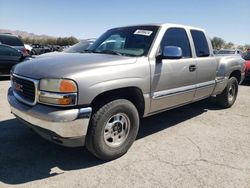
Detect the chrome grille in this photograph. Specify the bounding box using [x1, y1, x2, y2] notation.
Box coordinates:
[12, 74, 38, 106]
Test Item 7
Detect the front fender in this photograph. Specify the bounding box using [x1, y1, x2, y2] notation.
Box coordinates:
[71, 57, 150, 105]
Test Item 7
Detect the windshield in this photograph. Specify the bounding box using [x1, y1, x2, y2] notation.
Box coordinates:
[217, 50, 235, 54]
[88, 26, 159, 57]
[243, 52, 250, 60]
[64, 40, 94, 53]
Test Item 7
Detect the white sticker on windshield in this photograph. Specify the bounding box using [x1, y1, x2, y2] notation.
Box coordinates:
[134, 30, 153, 36]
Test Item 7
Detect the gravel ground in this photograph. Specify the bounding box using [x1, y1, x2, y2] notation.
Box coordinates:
[0, 79, 250, 188]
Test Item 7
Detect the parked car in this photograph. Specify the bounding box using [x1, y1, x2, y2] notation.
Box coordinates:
[243, 52, 250, 80]
[43, 45, 52, 53]
[52, 45, 63, 52]
[63, 39, 95, 53]
[0, 33, 27, 56]
[30, 44, 45, 55]
[62, 45, 71, 50]
[213, 49, 219, 54]
[47, 45, 63, 52]
[217, 49, 243, 56]
[0, 44, 25, 76]
[8, 24, 245, 160]
[24, 44, 32, 54]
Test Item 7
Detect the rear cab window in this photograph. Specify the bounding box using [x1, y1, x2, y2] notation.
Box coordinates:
[191, 30, 210, 57]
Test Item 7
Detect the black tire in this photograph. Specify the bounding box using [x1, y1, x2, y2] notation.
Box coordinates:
[216, 77, 238, 108]
[86, 99, 139, 161]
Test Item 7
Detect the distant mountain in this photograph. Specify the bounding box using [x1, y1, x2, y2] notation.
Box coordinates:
[0, 29, 56, 40]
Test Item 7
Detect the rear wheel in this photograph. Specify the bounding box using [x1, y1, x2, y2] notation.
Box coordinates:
[216, 77, 238, 108]
[86, 99, 139, 161]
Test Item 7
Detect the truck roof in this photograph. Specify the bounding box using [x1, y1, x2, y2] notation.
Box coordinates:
[116, 23, 205, 32]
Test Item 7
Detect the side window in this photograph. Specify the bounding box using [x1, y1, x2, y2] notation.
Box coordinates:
[191, 30, 210, 57]
[0, 45, 20, 56]
[161, 28, 192, 58]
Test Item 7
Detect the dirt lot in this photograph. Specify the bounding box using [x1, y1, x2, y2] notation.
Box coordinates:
[0, 79, 250, 188]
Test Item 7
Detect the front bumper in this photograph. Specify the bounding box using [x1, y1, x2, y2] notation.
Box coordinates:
[8, 88, 92, 147]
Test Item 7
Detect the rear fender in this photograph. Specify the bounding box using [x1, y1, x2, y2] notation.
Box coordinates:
[212, 56, 244, 95]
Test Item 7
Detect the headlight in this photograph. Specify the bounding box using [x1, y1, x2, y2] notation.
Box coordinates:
[39, 79, 78, 106]
[40, 79, 77, 93]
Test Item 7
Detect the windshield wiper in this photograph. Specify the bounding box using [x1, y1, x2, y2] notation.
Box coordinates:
[94, 50, 122, 56]
[84, 49, 137, 57]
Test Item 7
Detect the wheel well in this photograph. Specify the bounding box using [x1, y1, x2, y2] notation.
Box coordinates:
[91, 87, 145, 118]
[229, 70, 241, 83]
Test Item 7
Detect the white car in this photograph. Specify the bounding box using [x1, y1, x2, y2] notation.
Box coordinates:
[24, 44, 33, 54]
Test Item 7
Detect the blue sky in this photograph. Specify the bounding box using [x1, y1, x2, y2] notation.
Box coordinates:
[0, 0, 249, 44]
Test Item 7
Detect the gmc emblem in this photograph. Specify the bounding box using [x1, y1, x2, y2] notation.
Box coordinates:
[13, 82, 23, 92]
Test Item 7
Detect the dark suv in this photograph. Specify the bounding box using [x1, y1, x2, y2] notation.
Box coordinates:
[0, 34, 26, 55]
[0, 44, 25, 76]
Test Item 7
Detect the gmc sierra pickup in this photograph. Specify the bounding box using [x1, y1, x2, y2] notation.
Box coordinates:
[8, 24, 245, 160]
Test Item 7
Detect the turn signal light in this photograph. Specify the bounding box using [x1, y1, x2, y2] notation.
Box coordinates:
[58, 98, 73, 105]
[60, 80, 77, 93]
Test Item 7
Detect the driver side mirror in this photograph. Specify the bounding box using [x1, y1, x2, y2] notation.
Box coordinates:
[158, 46, 183, 60]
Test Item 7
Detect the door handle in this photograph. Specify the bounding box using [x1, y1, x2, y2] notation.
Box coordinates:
[189, 65, 197, 72]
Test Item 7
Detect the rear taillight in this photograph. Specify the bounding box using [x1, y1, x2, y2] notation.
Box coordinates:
[243, 61, 246, 72]
[24, 48, 28, 56]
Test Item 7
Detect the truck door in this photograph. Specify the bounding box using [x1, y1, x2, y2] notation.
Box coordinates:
[150, 27, 197, 113]
[190, 30, 218, 101]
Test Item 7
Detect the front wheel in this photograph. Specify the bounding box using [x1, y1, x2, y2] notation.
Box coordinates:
[216, 77, 238, 108]
[86, 99, 139, 161]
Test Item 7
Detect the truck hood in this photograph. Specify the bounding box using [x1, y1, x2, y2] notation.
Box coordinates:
[13, 52, 137, 79]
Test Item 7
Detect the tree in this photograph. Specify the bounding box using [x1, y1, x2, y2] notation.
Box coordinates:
[237, 45, 244, 51]
[244, 44, 250, 51]
[45, 38, 57, 45]
[224, 42, 234, 49]
[211, 37, 225, 49]
[67, 36, 79, 45]
[21, 36, 79, 46]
